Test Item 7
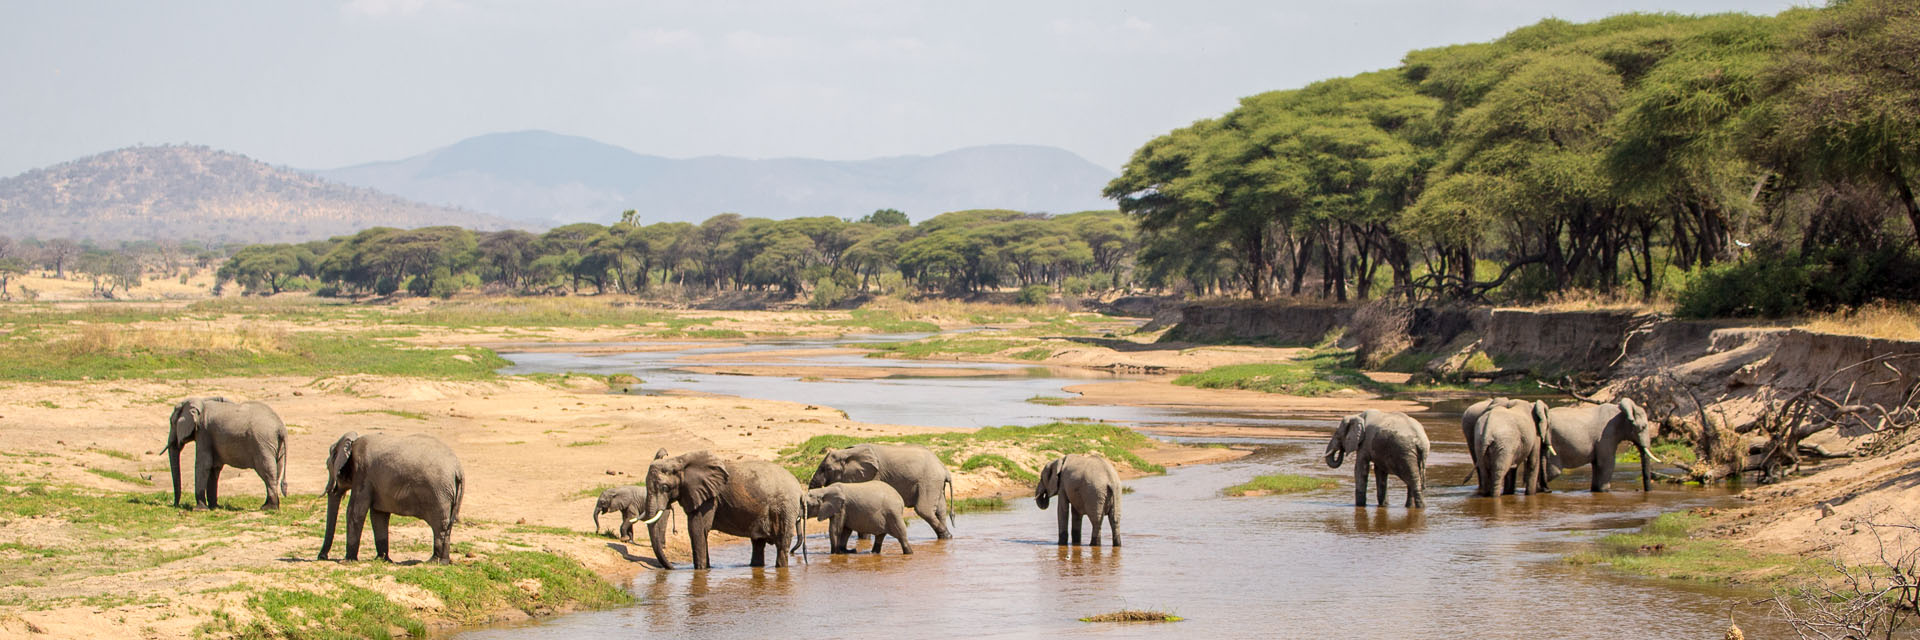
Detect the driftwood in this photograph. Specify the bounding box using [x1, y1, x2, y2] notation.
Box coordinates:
[1674, 354, 1920, 484]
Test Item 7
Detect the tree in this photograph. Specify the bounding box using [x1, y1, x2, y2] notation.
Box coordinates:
[859, 208, 910, 226]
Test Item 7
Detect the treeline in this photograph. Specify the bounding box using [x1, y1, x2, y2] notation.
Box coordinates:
[0, 235, 224, 300]
[1107, 1, 1920, 316]
[215, 209, 1138, 304]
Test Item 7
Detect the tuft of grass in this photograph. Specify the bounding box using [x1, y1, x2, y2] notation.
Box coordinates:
[861, 338, 1032, 359]
[84, 468, 150, 486]
[565, 439, 609, 448]
[1797, 301, 1920, 341]
[654, 328, 747, 339]
[1564, 511, 1819, 584]
[86, 447, 138, 461]
[1081, 609, 1183, 623]
[572, 482, 642, 499]
[951, 496, 1010, 513]
[1222, 474, 1335, 496]
[1617, 438, 1697, 466]
[777, 422, 1162, 485]
[344, 409, 430, 421]
[1173, 350, 1371, 397]
[961, 454, 1038, 484]
[1009, 347, 1054, 361]
[821, 309, 940, 333]
[0, 329, 504, 382]
[1025, 395, 1070, 406]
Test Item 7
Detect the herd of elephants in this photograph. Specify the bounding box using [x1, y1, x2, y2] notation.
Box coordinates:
[161, 392, 1658, 570]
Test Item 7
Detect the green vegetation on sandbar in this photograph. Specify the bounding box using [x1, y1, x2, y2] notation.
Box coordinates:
[344, 408, 430, 421]
[1174, 350, 1371, 397]
[860, 337, 1031, 359]
[777, 422, 1162, 485]
[1564, 511, 1819, 584]
[1617, 438, 1697, 466]
[1222, 474, 1336, 496]
[822, 309, 940, 333]
[1025, 395, 1070, 406]
[1081, 609, 1183, 623]
[951, 496, 1010, 513]
[0, 326, 504, 382]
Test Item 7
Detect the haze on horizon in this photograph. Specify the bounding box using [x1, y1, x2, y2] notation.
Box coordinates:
[0, 0, 1807, 178]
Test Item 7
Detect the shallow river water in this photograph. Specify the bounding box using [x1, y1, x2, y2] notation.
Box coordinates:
[470, 337, 1786, 639]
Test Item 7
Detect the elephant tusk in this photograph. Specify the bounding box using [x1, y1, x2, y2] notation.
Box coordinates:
[1644, 450, 1664, 464]
[632, 511, 665, 525]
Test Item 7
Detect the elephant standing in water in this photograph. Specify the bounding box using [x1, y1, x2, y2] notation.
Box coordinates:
[637, 449, 804, 570]
[319, 432, 465, 564]
[593, 485, 650, 542]
[165, 397, 287, 510]
[809, 444, 953, 539]
[1473, 401, 1550, 497]
[1035, 454, 1121, 546]
[1547, 398, 1662, 491]
[1325, 409, 1430, 508]
[802, 481, 912, 555]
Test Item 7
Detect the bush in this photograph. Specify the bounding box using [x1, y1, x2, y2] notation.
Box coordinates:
[1061, 276, 1092, 295]
[809, 276, 847, 309]
[1016, 284, 1051, 305]
[1675, 247, 1920, 318]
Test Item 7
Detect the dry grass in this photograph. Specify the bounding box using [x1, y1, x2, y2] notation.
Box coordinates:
[1797, 301, 1920, 341]
[56, 325, 294, 356]
[1525, 290, 1673, 314]
[1080, 609, 1183, 623]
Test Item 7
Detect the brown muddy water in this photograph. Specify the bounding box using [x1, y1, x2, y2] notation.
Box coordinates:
[472, 339, 1790, 639]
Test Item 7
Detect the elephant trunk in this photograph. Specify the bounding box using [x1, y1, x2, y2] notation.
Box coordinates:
[1324, 440, 1345, 469]
[319, 490, 342, 559]
[593, 507, 602, 535]
[1638, 443, 1653, 492]
[166, 438, 183, 507]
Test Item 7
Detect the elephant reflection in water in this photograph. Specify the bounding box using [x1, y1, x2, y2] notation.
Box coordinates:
[1328, 506, 1428, 535]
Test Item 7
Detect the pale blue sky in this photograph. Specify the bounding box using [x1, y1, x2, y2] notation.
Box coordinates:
[0, 0, 1808, 176]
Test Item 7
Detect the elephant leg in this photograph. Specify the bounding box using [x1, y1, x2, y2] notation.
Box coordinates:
[773, 524, 792, 568]
[1374, 465, 1389, 507]
[1055, 500, 1070, 546]
[1405, 470, 1424, 509]
[1089, 507, 1104, 546]
[206, 463, 224, 510]
[914, 490, 951, 539]
[1592, 454, 1614, 492]
[1069, 502, 1083, 546]
[256, 466, 280, 511]
[889, 515, 913, 554]
[619, 507, 637, 543]
[1501, 467, 1517, 495]
[429, 519, 453, 565]
[192, 446, 218, 510]
[1107, 510, 1120, 547]
[686, 510, 715, 570]
[344, 492, 371, 561]
[370, 510, 391, 562]
[1353, 460, 1369, 507]
[749, 539, 766, 567]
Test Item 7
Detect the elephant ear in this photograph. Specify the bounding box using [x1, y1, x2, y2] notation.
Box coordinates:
[1340, 415, 1367, 452]
[326, 432, 361, 494]
[653, 448, 669, 461]
[680, 452, 730, 508]
[843, 446, 881, 481]
[1036, 458, 1062, 496]
[1617, 398, 1645, 429]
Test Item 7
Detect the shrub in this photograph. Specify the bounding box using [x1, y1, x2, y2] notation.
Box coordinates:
[1675, 247, 1920, 318]
[1016, 284, 1051, 305]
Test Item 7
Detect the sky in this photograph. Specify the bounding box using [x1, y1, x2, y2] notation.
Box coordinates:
[0, 0, 1809, 177]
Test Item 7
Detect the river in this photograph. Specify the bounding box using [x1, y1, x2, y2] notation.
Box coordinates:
[468, 336, 1784, 638]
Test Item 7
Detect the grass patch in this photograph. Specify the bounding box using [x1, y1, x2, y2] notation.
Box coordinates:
[1081, 609, 1182, 623]
[344, 409, 430, 421]
[777, 422, 1162, 485]
[0, 328, 505, 381]
[654, 328, 747, 339]
[1563, 510, 1819, 584]
[1617, 438, 1697, 466]
[1025, 395, 1070, 406]
[84, 468, 150, 486]
[821, 308, 940, 333]
[1173, 350, 1373, 397]
[0, 482, 324, 586]
[394, 298, 679, 329]
[1009, 347, 1054, 361]
[1222, 474, 1336, 496]
[861, 338, 1032, 359]
[572, 482, 642, 499]
[86, 447, 138, 461]
[951, 496, 1010, 513]
[565, 439, 608, 448]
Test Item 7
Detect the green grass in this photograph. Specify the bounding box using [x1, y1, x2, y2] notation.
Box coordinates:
[1174, 350, 1373, 397]
[572, 482, 642, 499]
[653, 328, 748, 339]
[1222, 474, 1336, 496]
[0, 482, 325, 586]
[392, 299, 680, 329]
[821, 309, 939, 333]
[0, 332, 506, 381]
[1617, 438, 1697, 466]
[565, 439, 609, 448]
[344, 409, 430, 421]
[951, 496, 1010, 513]
[777, 422, 1161, 485]
[1009, 347, 1054, 361]
[1564, 511, 1819, 584]
[861, 338, 1032, 359]
[86, 447, 138, 461]
[1025, 395, 1070, 406]
[83, 468, 150, 486]
[1081, 609, 1183, 623]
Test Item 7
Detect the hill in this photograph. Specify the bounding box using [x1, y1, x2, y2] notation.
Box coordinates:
[0, 145, 514, 243]
[317, 130, 1118, 225]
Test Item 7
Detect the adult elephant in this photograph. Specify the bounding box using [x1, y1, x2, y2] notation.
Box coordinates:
[1035, 454, 1122, 546]
[636, 449, 804, 570]
[165, 397, 287, 511]
[1473, 401, 1550, 497]
[809, 444, 953, 539]
[318, 432, 465, 564]
[1547, 398, 1662, 492]
[593, 485, 650, 543]
[1325, 409, 1430, 508]
[1460, 398, 1527, 475]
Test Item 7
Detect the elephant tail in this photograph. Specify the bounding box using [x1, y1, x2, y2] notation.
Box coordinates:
[451, 470, 465, 525]
[276, 429, 288, 496]
[944, 476, 955, 530]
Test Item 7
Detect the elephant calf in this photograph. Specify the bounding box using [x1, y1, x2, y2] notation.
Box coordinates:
[1035, 454, 1121, 546]
[319, 432, 465, 565]
[803, 481, 912, 555]
[1325, 409, 1430, 508]
[809, 443, 954, 540]
[165, 397, 288, 511]
[593, 485, 648, 543]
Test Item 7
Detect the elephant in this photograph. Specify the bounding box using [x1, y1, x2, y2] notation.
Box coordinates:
[801, 481, 912, 555]
[165, 397, 287, 511]
[593, 485, 649, 542]
[1473, 401, 1551, 497]
[635, 449, 805, 570]
[1035, 454, 1121, 546]
[1546, 398, 1663, 492]
[319, 432, 465, 564]
[1324, 409, 1430, 508]
[809, 443, 953, 539]
[1459, 397, 1555, 488]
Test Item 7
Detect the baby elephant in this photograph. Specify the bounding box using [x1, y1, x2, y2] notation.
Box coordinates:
[1036, 454, 1122, 546]
[593, 485, 648, 543]
[803, 481, 912, 555]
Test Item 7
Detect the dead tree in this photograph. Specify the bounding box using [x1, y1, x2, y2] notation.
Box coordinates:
[1677, 354, 1920, 484]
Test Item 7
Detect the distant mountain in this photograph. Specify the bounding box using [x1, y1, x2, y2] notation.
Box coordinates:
[317, 130, 1118, 225]
[0, 145, 514, 244]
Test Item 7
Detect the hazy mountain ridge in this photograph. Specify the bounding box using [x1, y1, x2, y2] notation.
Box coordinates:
[0, 145, 513, 243]
[319, 131, 1118, 225]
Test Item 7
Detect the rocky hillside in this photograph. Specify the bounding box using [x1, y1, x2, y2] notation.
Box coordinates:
[319, 130, 1119, 225]
[0, 145, 514, 243]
